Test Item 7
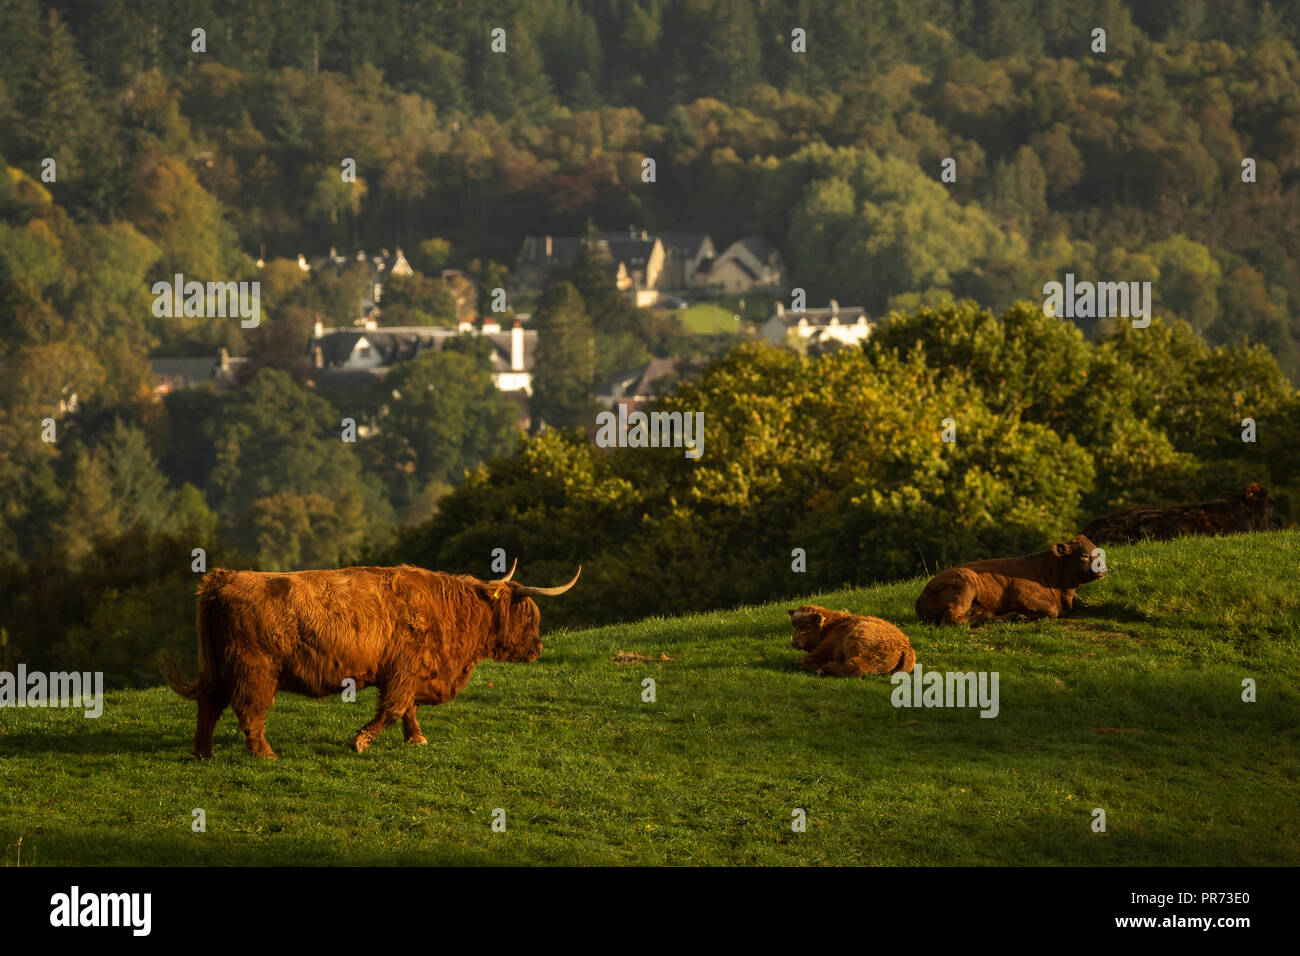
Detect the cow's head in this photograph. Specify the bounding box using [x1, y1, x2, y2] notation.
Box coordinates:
[1050, 534, 1106, 584]
[1239, 483, 1281, 530]
[482, 565, 581, 662]
[789, 606, 832, 650]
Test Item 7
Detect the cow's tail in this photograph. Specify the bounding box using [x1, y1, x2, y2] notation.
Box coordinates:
[159, 571, 230, 700]
[893, 645, 916, 675]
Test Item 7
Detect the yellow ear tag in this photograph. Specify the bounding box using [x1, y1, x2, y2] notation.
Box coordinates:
[492, 587, 502, 599]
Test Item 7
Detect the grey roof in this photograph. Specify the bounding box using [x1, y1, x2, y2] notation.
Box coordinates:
[768, 306, 870, 327]
[309, 248, 407, 273]
[731, 234, 779, 264]
[517, 236, 588, 268]
[150, 358, 218, 384]
[604, 237, 658, 269]
[703, 256, 760, 281]
[600, 356, 705, 400]
[484, 330, 538, 373]
[310, 327, 536, 373]
[655, 232, 712, 259]
[519, 233, 662, 273]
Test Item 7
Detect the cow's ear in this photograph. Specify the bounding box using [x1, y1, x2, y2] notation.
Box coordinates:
[1051, 542, 1070, 557]
[1245, 484, 1266, 503]
[787, 609, 796, 617]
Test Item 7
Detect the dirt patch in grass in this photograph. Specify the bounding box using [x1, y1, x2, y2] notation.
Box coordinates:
[612, 651, 676, 664]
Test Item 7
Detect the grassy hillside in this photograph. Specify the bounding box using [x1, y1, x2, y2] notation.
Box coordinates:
[677, 303, 741, 334]
[2, 532, 1297, 866]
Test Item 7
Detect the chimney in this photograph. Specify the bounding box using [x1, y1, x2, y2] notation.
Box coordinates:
[313, 345, 324, 368]
[511, 321, 525, 372]
[775, 302, 784, 316]
[218, 347, 230, 372]
[830, 299, 839, 316]
[313, 318, 324, 338]
[545, 235, 552, 257]
[329, 246, 337, 259]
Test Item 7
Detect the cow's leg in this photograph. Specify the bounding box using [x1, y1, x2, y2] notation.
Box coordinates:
[799, 640, 838, 673]
[995, 588, 1059, 622]
[193, 685, 230, 759]
[353, 686, 409, 754]
[819, 657, 870, 677]
[402, 706, 427, 745]
[229, 662, 278, 759]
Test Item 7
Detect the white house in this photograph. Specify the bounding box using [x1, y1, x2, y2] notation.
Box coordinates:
[291, 247, 415, 322]
[309, 319, 537, 396]
[694, 236, 784, 294]
[761, 301, 872, 349]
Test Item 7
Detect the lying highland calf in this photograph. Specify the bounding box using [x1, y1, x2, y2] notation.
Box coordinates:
[161, 561, 579, 757]
[787, 605, 916, 676]
[1081, 483, 1280, 545]
[915, 534, 1105, 626]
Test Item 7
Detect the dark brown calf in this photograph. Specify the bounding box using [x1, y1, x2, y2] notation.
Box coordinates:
[1082, 483, 1280, 545]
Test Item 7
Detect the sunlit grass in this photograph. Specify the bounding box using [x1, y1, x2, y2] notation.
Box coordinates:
[2, 532, 1297, 865]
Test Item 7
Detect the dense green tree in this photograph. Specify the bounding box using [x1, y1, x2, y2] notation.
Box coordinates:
[205, 368, 391, 567]
[531, 282, 597, 431]
[374, 348, 518, 515]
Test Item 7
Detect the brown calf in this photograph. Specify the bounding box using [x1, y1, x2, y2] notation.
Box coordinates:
[915, 534, 1105, 626]
[788, 605, 916, 676]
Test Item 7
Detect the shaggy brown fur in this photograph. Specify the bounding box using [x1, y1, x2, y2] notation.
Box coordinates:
[787, 606, 916, 676]
[1081, 483, 1280, 545]
[915, 534, 1105, 626]
[161, 564, 578, 758]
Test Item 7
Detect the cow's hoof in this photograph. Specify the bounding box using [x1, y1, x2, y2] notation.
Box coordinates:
[192, 750, 214, 760]
[352, 736, 371, 754]
[253, 751, 277, 759]
[406, 735, 428, 746]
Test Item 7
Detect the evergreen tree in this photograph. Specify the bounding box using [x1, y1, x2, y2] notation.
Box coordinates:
[531, 282, 596, 431]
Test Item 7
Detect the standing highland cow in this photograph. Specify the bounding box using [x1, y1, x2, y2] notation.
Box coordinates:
[161, 561, 579, 757]
[787, 606, 917, 676]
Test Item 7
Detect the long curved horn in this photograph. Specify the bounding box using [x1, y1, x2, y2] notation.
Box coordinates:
[499, 558, 517, 583]
[515, 566, 581, 598]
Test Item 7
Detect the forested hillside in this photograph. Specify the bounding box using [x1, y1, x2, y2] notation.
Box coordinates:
[4, 1, 1300, 360]
[1, 0, 1298, 683]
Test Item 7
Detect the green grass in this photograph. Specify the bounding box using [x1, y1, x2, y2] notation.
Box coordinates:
[2, 532, 1298, 866]
[676, 303, 742, 334]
